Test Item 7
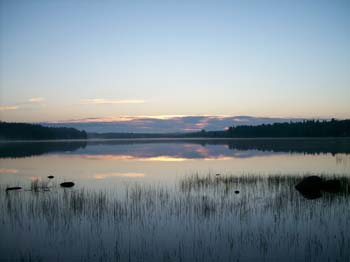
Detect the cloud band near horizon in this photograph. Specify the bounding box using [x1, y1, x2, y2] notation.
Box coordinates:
[80, 99, 146, 105]
[43, 115, 314, 133]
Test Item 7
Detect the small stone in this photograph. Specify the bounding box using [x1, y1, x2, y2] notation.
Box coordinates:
[60, 182, 75, 188]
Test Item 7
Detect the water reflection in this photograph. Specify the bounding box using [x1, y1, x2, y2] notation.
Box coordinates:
[1, 138, 350, 159]
[0, 168, 18, 174]
[1, 140, 350, 261]
[0, 141, 87, 158]
[1, 174, 349, 261]
[94, 172, 145, 179]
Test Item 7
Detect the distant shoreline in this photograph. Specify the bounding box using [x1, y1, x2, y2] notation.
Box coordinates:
[1, 137, 350, 143]
[2, 120, 349, 141]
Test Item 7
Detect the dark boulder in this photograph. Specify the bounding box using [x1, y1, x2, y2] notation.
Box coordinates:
[322, 179, 341, 193]
[295, 176, 322, 192]
[295, 176, 342, 199]
[60, 182, 75, 188]
[48, 175, 54, 179]
[297, 188, 322, 200]
[234, 190, 240, 194]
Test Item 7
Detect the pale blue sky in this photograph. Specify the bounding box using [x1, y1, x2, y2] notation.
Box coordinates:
[0, 0, 349, 122]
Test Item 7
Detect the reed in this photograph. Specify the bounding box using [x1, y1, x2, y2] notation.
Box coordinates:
[1, 173, 349, 262]
[30, 178, 50, 192]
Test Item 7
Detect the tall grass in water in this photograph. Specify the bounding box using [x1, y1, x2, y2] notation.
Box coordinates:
[30, 178, 50, 192]
[1, 174, 350, 262]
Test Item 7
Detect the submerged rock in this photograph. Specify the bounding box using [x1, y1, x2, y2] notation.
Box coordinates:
[48, 175, 54, 179]
[216, 173, 221, 176]
[322, 179, 341, 193]
[60, 182, 75, 188]
[295, 176, 323, 192]
[296, 188, 322, 200]
[6, 186, 22, 191]
[295, 176, 342, 199]
[234, 190, 240, 194]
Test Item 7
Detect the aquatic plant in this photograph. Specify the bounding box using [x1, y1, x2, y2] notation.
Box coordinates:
[0, 173, 349, 262]
[30, 178, 50, 192]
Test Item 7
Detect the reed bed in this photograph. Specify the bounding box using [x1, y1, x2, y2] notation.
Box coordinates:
[1, 173, 350, 262]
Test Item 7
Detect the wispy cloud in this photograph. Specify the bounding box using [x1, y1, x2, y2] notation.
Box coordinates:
[80, 99, 146, 105]
[0, 97, 45, 112]
[28, 97, 45, 103]
[0, 106, 19, 111]
[49, 115, 190, 123]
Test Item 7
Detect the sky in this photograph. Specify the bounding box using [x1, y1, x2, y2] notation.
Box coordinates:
[1, 0, 349, 128]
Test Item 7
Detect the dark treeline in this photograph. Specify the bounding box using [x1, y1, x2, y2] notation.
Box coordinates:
[185, 119, 350, 138]
[224, 119, 350, 138]
[0, 122, 87, 140]
[1, 120, 349, 140]
[89, 119, 350, 139]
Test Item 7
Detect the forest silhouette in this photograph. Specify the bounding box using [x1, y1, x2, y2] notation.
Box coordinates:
[1, 119, 349, 140]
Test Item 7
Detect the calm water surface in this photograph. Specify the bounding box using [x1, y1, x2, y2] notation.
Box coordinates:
[0, 138, 349, 261]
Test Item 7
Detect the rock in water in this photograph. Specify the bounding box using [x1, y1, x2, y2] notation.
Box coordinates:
[6, 186, 22, 191]
[295, 176, 322, 192]
[296, 188, 322, 200]
[295, 176, 342, 199]
[295, 176, 322, 200]
[322, 179, 341, 193]
[48, 175, 54, 179]
[234, 190, 240, 194]
[60, 182, 75, 188]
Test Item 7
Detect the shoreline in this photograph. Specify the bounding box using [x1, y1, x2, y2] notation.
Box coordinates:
[1, 137, 350, 143]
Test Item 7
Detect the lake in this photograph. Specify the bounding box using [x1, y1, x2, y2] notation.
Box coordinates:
[0, 138, 349, 261]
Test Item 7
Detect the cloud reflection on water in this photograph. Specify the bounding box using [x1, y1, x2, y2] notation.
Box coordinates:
[1, 138, 350, 160]
[78, 154, 237, 162]
[94, 172, 145, 179]
[0, 168, 18, 174]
